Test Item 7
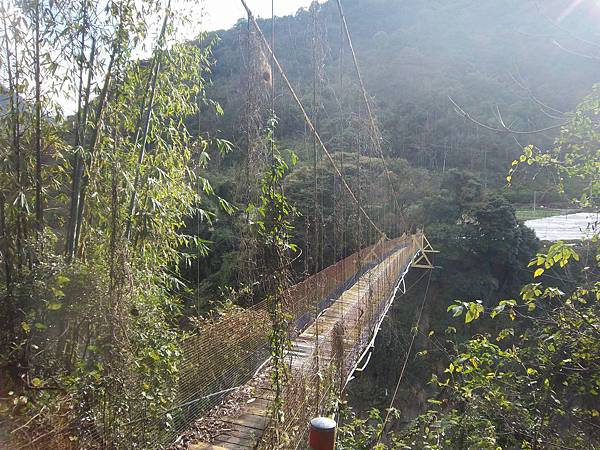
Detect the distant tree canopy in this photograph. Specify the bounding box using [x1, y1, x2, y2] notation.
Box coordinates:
[182, 0, 600, 307]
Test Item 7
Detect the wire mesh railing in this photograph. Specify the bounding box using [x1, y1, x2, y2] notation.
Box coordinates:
[258, 235, 421, 449]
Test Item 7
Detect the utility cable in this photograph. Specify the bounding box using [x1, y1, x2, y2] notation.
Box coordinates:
[335, 0, 408, 233]
[376, 265, 433, 445]
[239, 0, 386, 239]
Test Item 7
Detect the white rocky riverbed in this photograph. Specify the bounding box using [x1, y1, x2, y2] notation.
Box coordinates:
[525, 212, 599, 241]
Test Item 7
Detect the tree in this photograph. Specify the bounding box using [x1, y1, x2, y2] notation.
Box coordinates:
[399, 91, 599, 450]
[338, 87, 599, 450]
[0, 1, 230, 447]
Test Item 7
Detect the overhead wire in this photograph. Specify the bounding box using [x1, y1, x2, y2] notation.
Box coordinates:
[376, 265, 433, 445]
[334, 0, 408, 233]
[448, 95, 566, 135]
[338, 15, 347, 325]
[239, 0, 386, 239]
[311, 1, 322, 410]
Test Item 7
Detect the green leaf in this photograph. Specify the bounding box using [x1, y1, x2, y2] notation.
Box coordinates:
[51, 287, 65, 298]
[534, 268, 544, 278]
[47, 302, 63, 311]
[451, 305, 463, 318]
[31, 378, 42, 387]
[465, 310, 475, 323]
[56, 275, 70, 285]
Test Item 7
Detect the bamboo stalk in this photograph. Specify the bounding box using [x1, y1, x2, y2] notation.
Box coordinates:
[73, 29, 120, 257]
[34, 0, 43, 230]
[0, 192, 12, 302]
[66, 0, 90, 258]
[124, 0, 171, 243]
[3, 12, 24, 270]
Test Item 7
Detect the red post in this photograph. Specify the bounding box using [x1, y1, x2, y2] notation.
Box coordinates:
[309, 417, 337, 450]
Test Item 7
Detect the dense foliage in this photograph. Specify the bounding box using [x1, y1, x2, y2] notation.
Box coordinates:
[0, 0, 230, 446]
[186, 0, 599, 304]
[339, 80, 600, 450]
[1, 0, 598, 448]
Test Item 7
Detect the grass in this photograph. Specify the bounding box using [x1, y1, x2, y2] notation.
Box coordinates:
[515, 208, 574, 221]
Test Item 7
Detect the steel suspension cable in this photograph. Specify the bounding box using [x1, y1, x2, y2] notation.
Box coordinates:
[239, 0, 386, 239]
[311, 2, 321, 409]
[376, 266, 433, 445]
[334, 0, 408, 233]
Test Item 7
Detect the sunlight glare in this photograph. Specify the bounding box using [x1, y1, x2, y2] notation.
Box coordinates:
[557, 0, 585, 23]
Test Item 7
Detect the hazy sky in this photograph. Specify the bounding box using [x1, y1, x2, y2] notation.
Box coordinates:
[201, 0, 323, 31]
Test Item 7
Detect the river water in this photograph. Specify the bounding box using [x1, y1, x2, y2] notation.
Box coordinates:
[525, 212, 599, 241]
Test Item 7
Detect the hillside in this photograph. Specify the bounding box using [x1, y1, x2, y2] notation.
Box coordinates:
[187, 0, 600, 429]
[184, 0, 598, 301]
[202, 0, 598, 185]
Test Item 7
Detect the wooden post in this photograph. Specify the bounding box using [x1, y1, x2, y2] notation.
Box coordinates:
[309, 417, 336, 450]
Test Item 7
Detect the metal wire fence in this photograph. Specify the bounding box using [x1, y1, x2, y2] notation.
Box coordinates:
[261, 235, 420, 449]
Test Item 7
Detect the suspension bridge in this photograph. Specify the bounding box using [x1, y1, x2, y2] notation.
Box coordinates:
[12, 0, 438, 447]
[173, 2, 439, 448]
[0, 0, 453, 445]
[173, 233, 435, 449]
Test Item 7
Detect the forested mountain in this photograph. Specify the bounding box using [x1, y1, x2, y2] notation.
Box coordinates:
[187, 0, 598, 301]
[202, 0, 598, 183]
[186, 0, 600, 439]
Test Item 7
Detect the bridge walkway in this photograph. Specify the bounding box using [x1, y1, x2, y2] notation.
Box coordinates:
[189, 234, 434, 449]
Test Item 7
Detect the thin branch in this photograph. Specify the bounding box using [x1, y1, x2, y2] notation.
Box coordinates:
[448, 96, 566, 135]
[508, 68, 565, 120]
[551, 39, 600, 61]
[535, 1, 600, 51]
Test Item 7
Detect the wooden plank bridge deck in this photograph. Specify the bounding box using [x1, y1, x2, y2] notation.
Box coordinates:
[188, 233, 434, 450]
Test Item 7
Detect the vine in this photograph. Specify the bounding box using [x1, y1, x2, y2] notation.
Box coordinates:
[249, 116, 298, 445]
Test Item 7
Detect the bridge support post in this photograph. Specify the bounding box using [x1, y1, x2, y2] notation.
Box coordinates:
[309, 417, 337, 450]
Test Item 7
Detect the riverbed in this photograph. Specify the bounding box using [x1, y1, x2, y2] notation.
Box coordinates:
[525, 212, 599, 241]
